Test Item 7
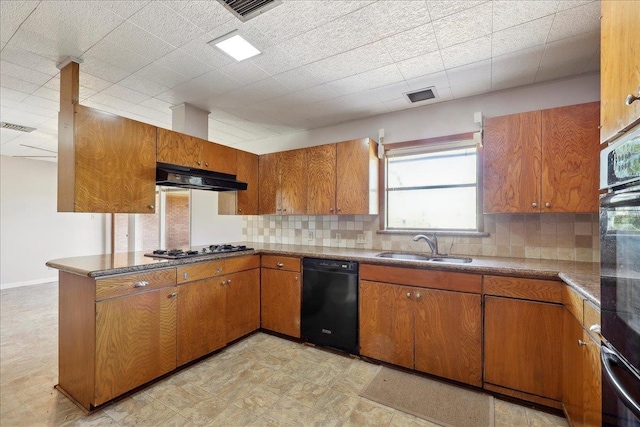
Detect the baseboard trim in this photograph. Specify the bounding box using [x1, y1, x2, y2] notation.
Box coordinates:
[1, 277, 57, 290]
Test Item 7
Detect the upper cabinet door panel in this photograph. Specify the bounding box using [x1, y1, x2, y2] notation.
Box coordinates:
[336, 138, 377, 215]
[259, 153, 279, 215]
[157, 128, 202, 168]
[280, 149, 308, 215]
[201, 141, 237, 175]
[74, 105, 157, 213]
[541, 102, 600, 213]
[307, 144, 337, 215]
[600, 0, 640, 143]
[236, 150, 259, 215]
[483, 111, 542, 213]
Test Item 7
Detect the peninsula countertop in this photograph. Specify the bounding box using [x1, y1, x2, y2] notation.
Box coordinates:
[47, 242, 600, 306]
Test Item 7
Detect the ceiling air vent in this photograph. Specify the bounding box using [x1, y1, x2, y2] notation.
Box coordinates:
[217, 0, 282, 22]
[405, 87, 438, 103]
[1, 122, 36, 133]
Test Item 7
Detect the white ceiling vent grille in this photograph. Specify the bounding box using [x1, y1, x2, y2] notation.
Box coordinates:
[404, 87, 438, 103]
[217, 0, 282, 22]
[1, 122, 36, 133]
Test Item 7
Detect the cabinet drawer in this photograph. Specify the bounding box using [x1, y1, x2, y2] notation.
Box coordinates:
[360, 264, 481, 294]
[96, 269, 176, 300]
[483, 276, 562, 303]
[562, 285, 584, 324]
[225, 255, 260, 273]
[261, 255, 300, 272]
[177, 260, 225, 284]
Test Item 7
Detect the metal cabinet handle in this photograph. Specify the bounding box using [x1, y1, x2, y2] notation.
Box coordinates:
[205, 162, 209, 167]
[545, 202, 551, 208]
[196, 160, 202, 166]
[531, 202, 537, 208]
[626, 87, 640, 106]
[148, 205, 154, 210]
[329, 208, 334, 212]
[276, 262, 284, 267]
[578, 339, 587, 346]
[238, 208, 242, 213]
[406, 292, 411, 298]
[227, 279, 231, 284]
[169, 292, 177, 298]
[183, 272, 188, 280]
[415, 292, 421, 299]
[589, 324, 602, 338]
[294, 276, 299, 281]
[337, 208, 341, 212]
[133, 281, 148, 288]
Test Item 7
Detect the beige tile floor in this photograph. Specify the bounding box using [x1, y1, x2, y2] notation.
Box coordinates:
[0, 283, 569, 427]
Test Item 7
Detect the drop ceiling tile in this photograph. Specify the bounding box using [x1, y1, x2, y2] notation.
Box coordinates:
[87, 92, 139, 112]
[124, 104, 171, 124]
[290, 83, 342, 105]
[10, 102, 57, 120]
[491, 46, 543, 90]
[79, 87, 97, 102]
[273, 68, 322, 92]
[556, 0, 597, 12]
[0, 128, 22, 146]
[20, 1, 124, 53]
[382, 24, 439, 62]
[359, 64, 406, 90]
[492, 15, 554, 57]
[118, 75, 169, 97]
[0, 61, 52, 86]
[583, 49, 600, 73]
[249, 46, 299, 76]
[325, 75, 372, 97]
[428, 1, 488, 21]
[440, 35, 491, 69]
[540, 30, 599, 68]
[22, 94, 58, 111]
[139, 97, 174, 113]
[209, 119, 261, 140]
[396, 50, 445, 81]
[450, 79, 492, 99]
[493, 0, 558, 32]
[83, 40, 152, 74]
[218, 61, 271, 86]
[229, 78, 293, 104]
[7, 28, 84, 61]
[406, 71, 451, 91]
[78, 74, 113, 92]
[0, 1, 38, 43]
[154, 80, 211, 105]
[548, 1, 600, 42]
[303, 41, 394, 82]
[535, 57, 590, 83]
[338, 89, 385, 110]
[206, 128, 249, 145]
[128, 2, 205, 48]
[361, 1, 432, 39]
[155, 50, 213, 80]
[100, 85, 150, 105]
[432, 2, 492, 48]
[102, 22, 174, 62]
[98, 1, 150, 19]
[383, 97, 413, 111]
[0, 97, 22, 109]
[80, 57, 131, 84]
[180, 34, 234, 70]
[374, 81, 411, 102]
[0, 46, 58, 76]
[132, 63, 191, 89]
[0, 106, 52, 127]
[193, 70, 244, 95]
[163, 1, 233, 33]
[446, 59, 491, 86]
[1, 87, 30, 102]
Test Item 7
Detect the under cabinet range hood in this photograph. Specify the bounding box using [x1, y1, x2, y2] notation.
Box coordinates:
[156, 162, 247, 192]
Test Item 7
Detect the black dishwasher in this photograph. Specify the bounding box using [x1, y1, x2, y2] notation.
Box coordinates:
[301, 258, 359, 354]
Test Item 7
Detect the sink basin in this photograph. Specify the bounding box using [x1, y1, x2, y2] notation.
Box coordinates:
[375, 252, 432, 261]
[375, 253, 472, 263]
[428, 256, 473, 264]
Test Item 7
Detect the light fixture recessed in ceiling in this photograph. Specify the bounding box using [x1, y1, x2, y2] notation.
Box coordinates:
[209, 31, 261, 61]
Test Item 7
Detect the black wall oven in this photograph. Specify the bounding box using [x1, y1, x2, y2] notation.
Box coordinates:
[600, 126, 640, 426]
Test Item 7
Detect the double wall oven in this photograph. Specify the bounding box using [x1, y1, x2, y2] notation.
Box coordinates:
[600, 125, 640, 426]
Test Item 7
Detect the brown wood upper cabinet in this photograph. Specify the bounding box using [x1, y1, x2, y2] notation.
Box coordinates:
[157, 127, 237, 176]
[259, 150, 308, 215]
[600, 0, 640, 143]
[484, 102, 600, 213]
[218, 150, 259, 215]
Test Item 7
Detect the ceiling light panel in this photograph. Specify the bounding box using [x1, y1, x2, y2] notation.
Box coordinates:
[209, 32, 261, 61]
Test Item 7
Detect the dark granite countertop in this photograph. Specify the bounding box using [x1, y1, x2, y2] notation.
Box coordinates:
[47, 242, 600, 306]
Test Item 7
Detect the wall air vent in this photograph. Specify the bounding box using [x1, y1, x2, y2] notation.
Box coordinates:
[217, 0, 282, 22]
[404, 87, 438, 103]
[1, 122, 36, 133]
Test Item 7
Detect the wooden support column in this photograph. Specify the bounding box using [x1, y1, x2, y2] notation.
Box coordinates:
[57, 59, 80, 212]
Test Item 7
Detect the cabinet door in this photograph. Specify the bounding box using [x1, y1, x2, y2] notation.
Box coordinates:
[336, 138, 377, 215]
[359, 280, 414, 369]
[415, 289, 482, 386]
[95, 287, 177, 405]
[261, 268, 301, 337]
[73, 105, 156, 213]
[563, 309, 585, 427]
[201, 141, 237, 175]
[484, 296, 563, 401]
[600, 0, 640, 143]
[307, 144, 337, 215]
[157, 128, 202, 168]
[176, 278, 226, 366]
[236, 150, 259, 215]
[484, 111, 542, 213]
[583, 330, 602, 427]
[225, 269, 260, 343]
[280, 149, 308, 215]
[541, 103, 600, 213]
[259, 153, 279, 214]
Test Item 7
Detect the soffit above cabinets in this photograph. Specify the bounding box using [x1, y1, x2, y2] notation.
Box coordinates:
[0, 0, 601, 160]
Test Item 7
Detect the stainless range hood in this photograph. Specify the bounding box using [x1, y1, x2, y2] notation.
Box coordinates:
[156, 162, 248, 192]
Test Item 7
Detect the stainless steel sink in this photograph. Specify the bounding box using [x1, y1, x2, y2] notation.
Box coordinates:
[375, 252, 432, 261]
[375, 252, 472, 263]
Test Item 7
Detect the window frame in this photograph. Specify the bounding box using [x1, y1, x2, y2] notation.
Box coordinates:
[380, 132, 484, 234]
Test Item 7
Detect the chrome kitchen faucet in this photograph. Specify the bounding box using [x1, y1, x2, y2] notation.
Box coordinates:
[413, 233, 439, 255]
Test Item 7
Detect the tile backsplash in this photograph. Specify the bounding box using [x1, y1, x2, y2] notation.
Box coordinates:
[242, 213, 600, 262]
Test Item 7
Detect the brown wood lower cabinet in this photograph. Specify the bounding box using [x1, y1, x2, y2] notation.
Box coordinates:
[226, 269, 260, 343]
[359, 277, 482, 386]
[484, 296, 563, 402]
[261, 268, 301, 338]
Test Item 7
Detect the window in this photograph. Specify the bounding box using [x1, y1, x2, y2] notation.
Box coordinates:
[385, 137, 480, 231]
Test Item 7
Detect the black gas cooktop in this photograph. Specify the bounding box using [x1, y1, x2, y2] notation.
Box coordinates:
[144, 244, 253, 260]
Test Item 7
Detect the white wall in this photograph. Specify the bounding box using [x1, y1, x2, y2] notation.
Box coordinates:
[0, 156, 107, 289]
[190, 190, 243, 246]
[237, 73, 600, 154]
